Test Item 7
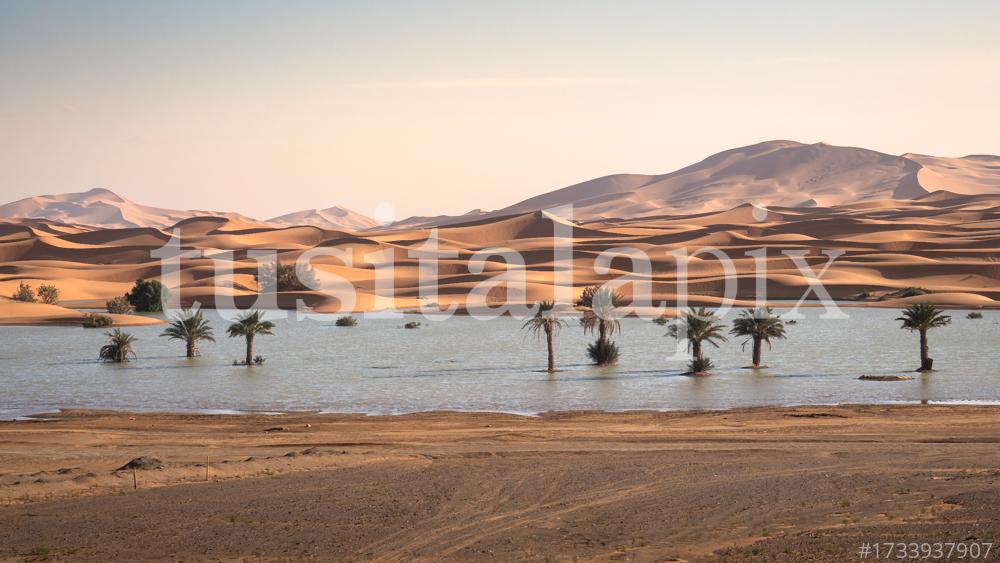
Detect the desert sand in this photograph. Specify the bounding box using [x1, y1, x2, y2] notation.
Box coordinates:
[2, 190, 1000, 318]
[0, 298, 162, 326]
[2, 405, 1000, 561]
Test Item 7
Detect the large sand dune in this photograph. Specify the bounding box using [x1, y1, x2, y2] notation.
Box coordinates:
[4, 141, 998, 232]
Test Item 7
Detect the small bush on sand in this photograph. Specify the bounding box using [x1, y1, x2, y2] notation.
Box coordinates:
[404, 321, 421, 329]
[106, 295, 134, 314]
[652, 315, 670, 326]
[83, 313, 113, 328]
[967, 311, 984, 319]
[335, 315, 358, 327]
[37, 284, 59, 304]
[11, 281, 36, 302]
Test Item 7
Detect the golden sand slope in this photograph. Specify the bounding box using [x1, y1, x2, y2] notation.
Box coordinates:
[1, 192, 999, 318]
[0, 298, 162, 326]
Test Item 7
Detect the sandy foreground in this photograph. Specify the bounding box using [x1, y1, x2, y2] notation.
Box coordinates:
[2, 406, 1000, 561]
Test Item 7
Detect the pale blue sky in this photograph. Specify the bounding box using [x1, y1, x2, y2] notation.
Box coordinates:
[2, 1, 998, 218]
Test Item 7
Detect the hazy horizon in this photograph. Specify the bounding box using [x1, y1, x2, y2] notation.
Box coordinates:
[2, 0, 998, 219]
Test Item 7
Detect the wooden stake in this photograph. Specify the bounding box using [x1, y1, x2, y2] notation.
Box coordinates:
[132, 467, 137, 490]
[206, 455, 210, 481]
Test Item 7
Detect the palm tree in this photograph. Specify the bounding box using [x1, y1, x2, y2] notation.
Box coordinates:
[730, 307, 787, 368]
[99, 329, 137, 363]
[522, 301, 566, 373]
[897, 304, 951, 371]
[581, 286, 623, 365]
[668, 307, 727, 374]
[161, 309, 215, 357]
[226, 310, 275, 365]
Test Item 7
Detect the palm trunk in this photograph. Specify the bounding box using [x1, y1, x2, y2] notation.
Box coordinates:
[186, 338, 196, 358]
[692, 339, 702, 363]
[752, 336, 763, 367]
[246, 334, 254, 365]
[598, 321, 607, 346]
[919, 329, 931, 371]
[545, 325, 555, 373]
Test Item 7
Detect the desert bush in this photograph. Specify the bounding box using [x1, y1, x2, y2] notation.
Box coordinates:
[404, 321, 421, 329]
[11, 281, 36, 303]
[82, 313, 113, 328]
[255, 261, 318, 292]
[652, 315, 670, 325]
[335, 315, 358, 327]
[37, 284, 59, 304]
[126, 278, 169, 312]
[106, 295, 134, 314]
[967, 311, 984, 319]
[586, 339, 620, 365]
[897, 287, 928, 298]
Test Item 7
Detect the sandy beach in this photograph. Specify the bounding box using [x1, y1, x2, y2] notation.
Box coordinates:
[3, 405, 1000, 561]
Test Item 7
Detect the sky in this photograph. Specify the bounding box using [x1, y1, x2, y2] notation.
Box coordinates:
[1, 1, 998, 220]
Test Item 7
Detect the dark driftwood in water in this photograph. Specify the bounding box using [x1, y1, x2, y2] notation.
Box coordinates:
[859, 374, 914, 381]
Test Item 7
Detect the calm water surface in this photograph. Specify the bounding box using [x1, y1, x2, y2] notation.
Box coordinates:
[1, 308, 999, 418]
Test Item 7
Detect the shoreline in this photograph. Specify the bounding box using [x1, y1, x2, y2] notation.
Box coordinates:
[0, 299, 995, 328]
[4, 404, 1000, 561]
[11, 399, 1000, 422]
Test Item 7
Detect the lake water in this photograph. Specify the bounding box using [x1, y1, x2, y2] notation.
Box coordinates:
[2, 308, 999, 419]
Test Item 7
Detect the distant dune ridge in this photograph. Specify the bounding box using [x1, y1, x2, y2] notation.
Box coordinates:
[0, 188, 376, 232]
[2, 140, 998, 231]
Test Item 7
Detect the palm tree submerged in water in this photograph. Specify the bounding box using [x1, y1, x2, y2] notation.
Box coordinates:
[227, 310, 275, 366]
[668, 307, 727, 374]
[99, 329, 137, 363]
[897, 303, 951, 371]
[522, 301, 566, 373]
[730, 307, 787, 368]
[581, 286, 623, 366]
[161, 309, 215, 358]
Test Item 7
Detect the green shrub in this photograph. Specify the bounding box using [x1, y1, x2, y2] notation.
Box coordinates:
[652, 315, 670, 325]
[106, 295, 134, 314]
[335, 315, 358, 327]
[967, 311, 984, 319]
[125, 278, 169, 312]
[688, 356, 715, 373]
[255, 261, 318, 292]
[83, 313, 113, 328]
[11, 281, 36, 303]
[37, 284, 59, 304]
[403, 321, 421, 329]
[897, 287, 927, 298]
[586, 339, 620, 366]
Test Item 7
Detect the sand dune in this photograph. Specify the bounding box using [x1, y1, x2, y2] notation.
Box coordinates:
[0, 298, 162, 326]
[395, 141, 1000, 227]
[0, 188, 265, 230]
[2, 189, 999, 320]
[268, 205, 379, 231]
[5, 142, 998, 234]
